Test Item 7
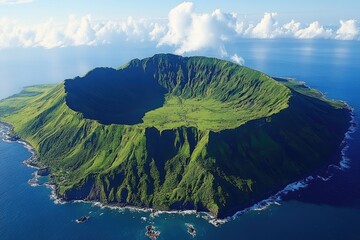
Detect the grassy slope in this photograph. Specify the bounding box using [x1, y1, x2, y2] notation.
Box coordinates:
[142, 56, 290, 131]
[0, 85, 56, 120]
[0, 55, 351, 218]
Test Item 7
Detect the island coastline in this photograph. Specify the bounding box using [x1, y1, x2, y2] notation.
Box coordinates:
[0, 101, 355, 226]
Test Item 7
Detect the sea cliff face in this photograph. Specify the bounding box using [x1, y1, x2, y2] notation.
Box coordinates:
[0, 54, 351, 218]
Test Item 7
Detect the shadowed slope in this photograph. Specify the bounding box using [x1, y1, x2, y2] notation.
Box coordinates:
[65, 67, 167, 125]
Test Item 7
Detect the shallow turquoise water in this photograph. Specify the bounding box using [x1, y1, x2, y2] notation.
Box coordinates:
[1, 40, 360, 239]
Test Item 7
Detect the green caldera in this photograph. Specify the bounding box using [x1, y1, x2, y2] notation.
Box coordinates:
[0, 54, 351, 218]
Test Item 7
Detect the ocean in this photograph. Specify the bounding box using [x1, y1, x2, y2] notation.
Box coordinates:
[0, 39, 359, 240]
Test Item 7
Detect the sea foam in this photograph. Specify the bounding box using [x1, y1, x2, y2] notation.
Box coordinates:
[225, 107, 357, 225]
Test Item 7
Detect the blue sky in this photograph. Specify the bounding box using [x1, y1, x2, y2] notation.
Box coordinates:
[0, 0, 359, 98]
[0, 0, 359, 53]
[1, 0, 359, 24]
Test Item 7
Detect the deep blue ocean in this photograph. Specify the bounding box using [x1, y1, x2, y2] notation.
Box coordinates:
[0, 40, 360, 240]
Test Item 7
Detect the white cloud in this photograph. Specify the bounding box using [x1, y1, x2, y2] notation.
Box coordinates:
[230, 54, 245, 65]
[0, 2, 359, 52]
[0, 15, 158, 49]
[249, 12, 279, 38]
[149, 23, 166, 41]
[33, 19, 64, 48]
[65, 15, 96, 46]
[94, 17, 157, 44]
[0, 0, 32, 4]
[158, 2, 240, 55]
[336, 19, 359, 40]
[294, 21, 333, 39]
[158, 2, 193, 47]
[280, 20, 301, 36]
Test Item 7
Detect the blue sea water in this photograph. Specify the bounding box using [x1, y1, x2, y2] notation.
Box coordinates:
[0, 40, 360, 240]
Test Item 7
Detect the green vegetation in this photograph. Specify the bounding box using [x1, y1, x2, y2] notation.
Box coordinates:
[0, 54, 351, 218]
[0, 85, 56, 118]
[274, 77, 347, 108]
[65, 54, 290, 131]
[141, 70, 289, 131]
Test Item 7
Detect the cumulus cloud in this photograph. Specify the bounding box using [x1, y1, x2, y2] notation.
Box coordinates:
[249, 12, 279, 38]
[158, 2, 193, 47]
[280, 20, 301, 36]
[32, 19, 64, 48]
[230, 54, 245, 65]
[149, 23, 166, 41]
[0, 0, 32, 4]
[65, 15, 96, 46]
[336, 19, 359, 40]
[294, 21, 333, 39]
[0, 15, 158, 49]
[245, 15, 334, 40]
[0, 2, 359, 52]
[157, 2, 240, 55]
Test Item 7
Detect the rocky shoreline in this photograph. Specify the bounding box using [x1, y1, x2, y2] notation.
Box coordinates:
[0, 108, 356, 227]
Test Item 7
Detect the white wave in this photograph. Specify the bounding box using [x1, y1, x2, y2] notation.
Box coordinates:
[227, 108, 357, 224]
[339, 154, 351, 169]
[72, 199, 200, 222]
[208, 218, 227, 227]
[316, 175, 332, 181]
[337, 111, 357, 170]
[0, 123, 12, 139]
[44, 183, 66, 205]
[90, 201, 150, 213]
[228, 175, 318, 222]
[152, 209, 197, 217]
[27, 172, 41, 187]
